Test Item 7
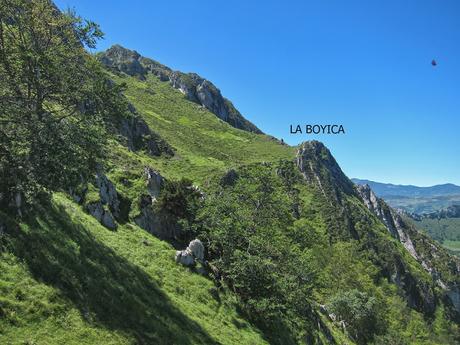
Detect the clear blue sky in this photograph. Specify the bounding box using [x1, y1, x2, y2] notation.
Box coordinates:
[55, 0, 460, 186]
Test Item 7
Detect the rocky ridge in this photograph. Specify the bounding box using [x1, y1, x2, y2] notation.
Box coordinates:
[296, 141, 460, 317]
[356, 184, 460, 317]
[99, 45, 263, 134]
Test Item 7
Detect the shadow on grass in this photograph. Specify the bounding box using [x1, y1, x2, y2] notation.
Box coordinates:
[6, 202, 219, 345]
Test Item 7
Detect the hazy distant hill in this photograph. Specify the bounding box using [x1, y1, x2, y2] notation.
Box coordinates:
[352, 179, 460, 214]
[351, 179, 460, 198]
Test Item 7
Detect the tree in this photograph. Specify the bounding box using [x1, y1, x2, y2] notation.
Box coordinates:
[0, 0, 121, 213]
[328, 289, 384, 344]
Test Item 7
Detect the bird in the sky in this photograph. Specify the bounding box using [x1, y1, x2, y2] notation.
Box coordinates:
[431, 59, 437, 67]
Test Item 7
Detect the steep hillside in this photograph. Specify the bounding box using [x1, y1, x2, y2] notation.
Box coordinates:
[0, 195, 267, 345]
[1, 2, 460, 344]
[99, 48, 293, 183]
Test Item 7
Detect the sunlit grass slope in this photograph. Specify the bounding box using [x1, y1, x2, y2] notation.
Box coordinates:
[0, 194, 267, 345]
[109, 72, 295, 182]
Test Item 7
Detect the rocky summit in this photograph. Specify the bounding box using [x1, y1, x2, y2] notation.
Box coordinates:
[99, 44, 263, 134]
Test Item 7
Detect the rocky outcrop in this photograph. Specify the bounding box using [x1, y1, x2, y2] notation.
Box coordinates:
[296, 141, 360, 240]
[85, 171, 122, 230]
[133, 194, 162, 236]
[95, 172, 120, 219]
[86, 202, 117, 230]
[391, 256, 436, 313]
[296, 141, 356, 204]
[99, 45, 262, 134]
[175, 239, 205, 267]
[356, 184, 418, 258]
[133, 168, 181, 240]
[144, 167, 164, 200]
[295, 141, 457, 316]
[356, 183, 460, 317]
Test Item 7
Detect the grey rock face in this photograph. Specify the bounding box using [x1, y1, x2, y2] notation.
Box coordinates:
[99, 44, 148, 79]
[85, 171, 122, 230]
[295, 141, 443, 315]
[95, 172, 120, 219]
[296, 141, 356, 203]
[99, 45, 262, 134]
[133, 170, 181, 240]
[144, 167, 164, 199]
[356, 184, 419, 258]
[355, 183, 460, 316]
[134, 195, 159, 234]
[86, 202, 117, 230]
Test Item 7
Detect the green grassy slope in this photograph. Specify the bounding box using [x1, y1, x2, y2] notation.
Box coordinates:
[0, 194, 267, 345]
[108, 72, 294, 183]
[1, 68, 298, 345]
[2, 63, 459, 344]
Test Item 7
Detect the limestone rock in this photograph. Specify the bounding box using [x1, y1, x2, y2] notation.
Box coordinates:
[99, 44, 148, 79]
[354, 183, 460, 316]
[95, 172, 120, 219]
[188, 239, 205, 262]
[175, 249, 195, 267]
[175, 239, 205, 267]
[84, 171, 123, 230]
[144, 167, 164, 200]
[296, 141, 355, 203]
[86, 202, 117, 230]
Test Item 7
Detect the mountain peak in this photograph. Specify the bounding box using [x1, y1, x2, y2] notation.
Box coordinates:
[99, 45, 262, 134]
[296, 140, 355, 202]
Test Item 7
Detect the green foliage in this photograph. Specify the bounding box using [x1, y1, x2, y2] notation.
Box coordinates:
[0, 0, 123, 210]
[1, 3, 459, 344]
[196, 164, 317, 342]
[155, 178, 202, 224]
[328, 289, 384, 344]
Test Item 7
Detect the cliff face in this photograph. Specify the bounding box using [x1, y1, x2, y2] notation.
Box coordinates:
[99, 45, 262, 134]
[295, 141, 460, 317]
[356, 184, 418, 258]
[356, 184, 460, 318]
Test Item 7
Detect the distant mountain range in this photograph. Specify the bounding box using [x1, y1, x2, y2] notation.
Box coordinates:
[351, 179, 460, 198]
[352, 178, 460, 214]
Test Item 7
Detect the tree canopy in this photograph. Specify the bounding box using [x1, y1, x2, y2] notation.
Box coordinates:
[0, 0, 123, 213]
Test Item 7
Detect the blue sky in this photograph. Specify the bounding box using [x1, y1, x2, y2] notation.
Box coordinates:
[55, 0, 460, 186]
